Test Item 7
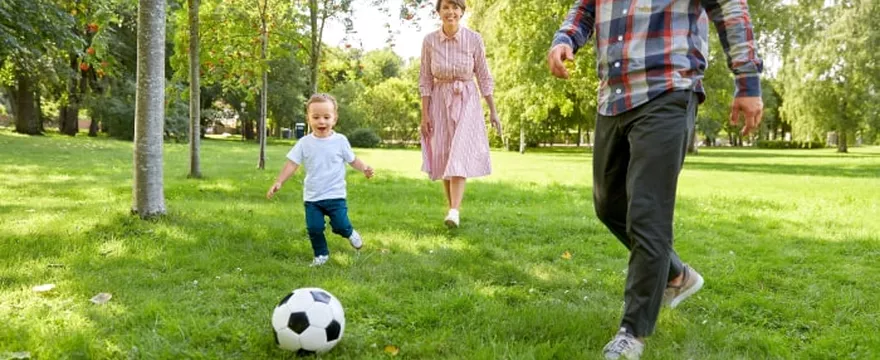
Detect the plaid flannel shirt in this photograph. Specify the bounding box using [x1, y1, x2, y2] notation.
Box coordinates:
[552, 0, 763, 116]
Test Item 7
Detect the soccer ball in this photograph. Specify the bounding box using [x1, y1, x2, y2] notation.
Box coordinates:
[271, 287, 346, 355]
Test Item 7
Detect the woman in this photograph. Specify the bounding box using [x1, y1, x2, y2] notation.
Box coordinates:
[419, 0, 501, 228]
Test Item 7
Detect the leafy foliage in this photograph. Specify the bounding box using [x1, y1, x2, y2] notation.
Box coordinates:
[347, 127, 381, 148]
[779, 0, 879, 149]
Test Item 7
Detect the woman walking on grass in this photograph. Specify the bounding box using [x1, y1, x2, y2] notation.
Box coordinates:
[419, 0, 502, 228]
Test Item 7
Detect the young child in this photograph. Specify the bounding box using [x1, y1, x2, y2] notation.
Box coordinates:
[266, 93, 374, 267]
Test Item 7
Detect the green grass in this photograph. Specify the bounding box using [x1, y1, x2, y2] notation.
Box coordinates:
[1, 128, 879, 359]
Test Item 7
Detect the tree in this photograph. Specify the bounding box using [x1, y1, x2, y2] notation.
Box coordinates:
[1, 0, 81, 135]
[58, 0, 111, 137]
[359, 48, 402, 87]
[328, 79, 366, 134]
[780, 0, 879, 152]
[355, 77, 420, 144]
[256, 0, 270, 169]
[132, 0, 167, 219]
[469, 0, 599, 152]
[188, 0, 202, 177]
[305, 0, 354, 94]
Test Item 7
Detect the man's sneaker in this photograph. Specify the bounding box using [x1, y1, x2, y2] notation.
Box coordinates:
[444, 209, 460, 228]
[663, 265, 704, 308]
[309, 255, 329, 267]
[348, 230, 363, 250]
[603, 328, 644, 360]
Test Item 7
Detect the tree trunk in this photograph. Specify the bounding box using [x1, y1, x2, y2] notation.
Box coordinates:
[519, 120, 525, 154]
[243, 116, 254, 140]
[60, 56, 82, 136]
[12, 72, 39, 135]
[35, 88, 45, 133]
[89, 118, 99, 136]
[309, 0, 319, 95]
[132, 0, 167, 219]
[687, 130, 698, 154]
[837, 131, 848, 153]
[576, 124, 581, 147]
[188, 0, 202, 178]
[257, 3, 268, 170]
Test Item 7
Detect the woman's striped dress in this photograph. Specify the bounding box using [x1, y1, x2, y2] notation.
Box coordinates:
[419, 27, 495, 181]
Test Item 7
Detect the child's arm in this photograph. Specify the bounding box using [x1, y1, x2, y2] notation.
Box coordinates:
[349, 157, 374, 179]
[267, 160, 300, 199]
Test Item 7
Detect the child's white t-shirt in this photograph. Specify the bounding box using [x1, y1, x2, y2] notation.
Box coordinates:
[286, 132, 356, 202]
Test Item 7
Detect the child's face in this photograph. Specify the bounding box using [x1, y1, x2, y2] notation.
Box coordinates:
[307, 101, 337, 138]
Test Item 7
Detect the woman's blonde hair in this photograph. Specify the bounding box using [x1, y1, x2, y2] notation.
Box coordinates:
[435, 0, 466, 13]
[305, 93, 338, 113]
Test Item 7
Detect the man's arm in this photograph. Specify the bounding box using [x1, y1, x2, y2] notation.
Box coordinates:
[551, 0, 597, 54]
[702, 0, 764, 134]
[549, 0, 596, 79]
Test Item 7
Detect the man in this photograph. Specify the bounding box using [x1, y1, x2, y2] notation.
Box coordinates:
[547, 0, 763, 358]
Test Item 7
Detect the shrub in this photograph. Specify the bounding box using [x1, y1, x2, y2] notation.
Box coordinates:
[755, 140, 826, 149]
[86, 79, 136, 140]
[347, 128, 381, 148]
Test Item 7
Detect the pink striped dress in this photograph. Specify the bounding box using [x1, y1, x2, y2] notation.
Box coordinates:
[419, 27, 495, 181]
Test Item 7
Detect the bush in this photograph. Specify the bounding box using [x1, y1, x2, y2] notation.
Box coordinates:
[163, 83, 190, 142]
[347, 128, 381, 148]
[86, 79, 136, 140]
[755, 140, 826, 149]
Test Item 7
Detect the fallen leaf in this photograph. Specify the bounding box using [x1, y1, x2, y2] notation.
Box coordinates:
[561, 251, 572, 260]
[383, 344, 399, 356]
[90, 293, 112, 305]
[32, 284, 55, 293]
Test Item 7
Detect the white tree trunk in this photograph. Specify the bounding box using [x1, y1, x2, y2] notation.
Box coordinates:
[133, 0, 167, 218]
[309, 0, 319, 95]
[257, 2, 268, 170]
[188, 0, 202, 178]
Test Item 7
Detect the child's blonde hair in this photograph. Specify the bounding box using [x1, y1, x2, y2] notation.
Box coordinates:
[306, 93, 338, 114]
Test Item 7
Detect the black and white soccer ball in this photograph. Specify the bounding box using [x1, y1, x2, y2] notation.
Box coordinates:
[271, 287, 345, 354]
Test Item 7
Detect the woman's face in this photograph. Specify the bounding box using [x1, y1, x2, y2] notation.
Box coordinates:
[438, 1, 463, 28]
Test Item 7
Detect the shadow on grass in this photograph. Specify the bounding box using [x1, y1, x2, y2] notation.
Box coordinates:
[693, 148, 880, 159]
[684, 161, 880, 178]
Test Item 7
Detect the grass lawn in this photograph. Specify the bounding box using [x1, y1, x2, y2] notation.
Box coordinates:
[1, 129, 878, 359]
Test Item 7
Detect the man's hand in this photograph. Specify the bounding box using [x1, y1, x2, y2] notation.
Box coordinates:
[548, 44, 575, 79]
[266, 182, 282, 199]
[363, 166, 374, 179]
[730, 97, 764, 136]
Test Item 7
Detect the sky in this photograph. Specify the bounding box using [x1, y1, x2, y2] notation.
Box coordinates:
[322, 1, 781, 74]
[321, 0, 469, 61]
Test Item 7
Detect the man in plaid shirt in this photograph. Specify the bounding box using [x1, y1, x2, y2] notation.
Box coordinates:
[547, 0, 763, 358]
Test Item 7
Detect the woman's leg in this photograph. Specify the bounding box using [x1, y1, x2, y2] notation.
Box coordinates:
[449, 176, 466, 210]
[443, 179, 452, 209]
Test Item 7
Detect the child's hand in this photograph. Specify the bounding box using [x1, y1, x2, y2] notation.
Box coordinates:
[363, 166, 374, 179]
[266, 182, 282, 199]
